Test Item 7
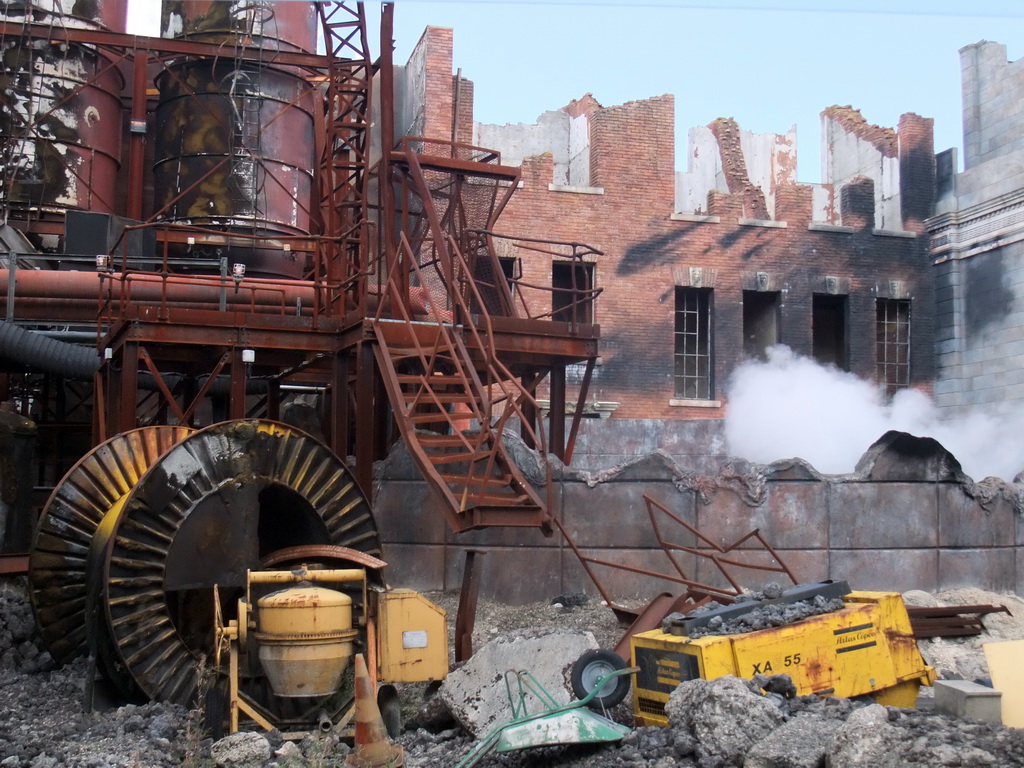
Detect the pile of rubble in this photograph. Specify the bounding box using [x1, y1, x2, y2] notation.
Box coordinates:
[3, 577, 1024, 767]
[400, 674, 1024, 767]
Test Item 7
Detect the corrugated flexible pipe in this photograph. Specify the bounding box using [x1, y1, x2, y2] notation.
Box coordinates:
[0, 322, 274, 397]
[0, 321, 100, 380]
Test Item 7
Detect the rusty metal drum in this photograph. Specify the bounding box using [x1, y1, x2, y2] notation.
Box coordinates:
[3, 0, 128, 31]
[161, 0, 318, 53]
[0, 40, 124, 219]
[151, 60, 317, 277]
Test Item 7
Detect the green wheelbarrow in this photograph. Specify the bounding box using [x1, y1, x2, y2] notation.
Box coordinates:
[455, 664, 639, 767]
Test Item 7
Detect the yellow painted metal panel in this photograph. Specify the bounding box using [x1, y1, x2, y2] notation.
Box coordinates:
[983, 639, 1024, 727]
[376, 589, 448, 683]
[631, 591, 933, 725]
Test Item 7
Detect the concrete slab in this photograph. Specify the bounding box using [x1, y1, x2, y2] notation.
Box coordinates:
[934, 680, 1001, 724]
[373, 482, 448, 545]
[938, 548, 1017, 591]
[696, 481, 828, 550]
[938, 484, 1015, 547]
[562, 546, 696, 600]
[562, 481, 695, 548]
[443, 545, 563, 603]
[829, 548, 938, 592]
[829, 483, 939, 549]
[380, 543, 446, 593]
[438, 627, 598, 738]
[692, 548, 798, 594]
[444, 515, 562, 548]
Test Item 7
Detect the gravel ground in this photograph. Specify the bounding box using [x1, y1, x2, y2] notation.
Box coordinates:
[3, 577, 1024, 767]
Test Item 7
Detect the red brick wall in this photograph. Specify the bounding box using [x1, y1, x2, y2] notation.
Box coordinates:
[409, 29, 935, 422]
[421, 27, 454, 141]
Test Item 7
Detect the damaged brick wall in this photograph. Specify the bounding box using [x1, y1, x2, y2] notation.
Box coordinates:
[403, 27, 936, 422]
[708, 117, 770, 220]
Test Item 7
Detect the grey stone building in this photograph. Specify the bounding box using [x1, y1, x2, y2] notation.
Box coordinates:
[930, 41, 1024, 415]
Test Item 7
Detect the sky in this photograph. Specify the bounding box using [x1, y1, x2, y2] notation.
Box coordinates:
[127, 1, 1024, 182]
[371, 1, 1024, 183]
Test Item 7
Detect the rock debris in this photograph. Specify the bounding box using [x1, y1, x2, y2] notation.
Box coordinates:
[3, 578, 1024, 767]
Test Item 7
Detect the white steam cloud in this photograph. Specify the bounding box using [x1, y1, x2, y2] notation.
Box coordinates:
[724, 346, 1024, 482]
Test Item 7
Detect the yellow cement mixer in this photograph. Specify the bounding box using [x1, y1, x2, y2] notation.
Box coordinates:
[215, 561, 447, 737]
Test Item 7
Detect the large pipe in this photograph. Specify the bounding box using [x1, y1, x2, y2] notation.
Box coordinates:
[0, 270, 426, 324]
[0, 321, 100, 379]
[0, 269, 321, 308]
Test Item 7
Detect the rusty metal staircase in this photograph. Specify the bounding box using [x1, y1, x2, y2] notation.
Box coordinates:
[372, 232, 552, 535]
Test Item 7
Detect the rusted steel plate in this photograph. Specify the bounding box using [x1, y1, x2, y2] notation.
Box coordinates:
[907, 604, 1012, 638]
[0, 554, 28, 575]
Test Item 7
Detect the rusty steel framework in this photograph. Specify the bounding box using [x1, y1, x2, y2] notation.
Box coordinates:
[0, 2, 601, 543]
[0, 3, 813, 707]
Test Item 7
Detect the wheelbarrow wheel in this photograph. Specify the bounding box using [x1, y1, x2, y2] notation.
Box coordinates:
[571, 649, 630, 711]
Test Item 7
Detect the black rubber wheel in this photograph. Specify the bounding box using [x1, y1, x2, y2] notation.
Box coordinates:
[202, 681, 230, 741]
[570, 649, 630, 711]
[377, 684, 402, 738]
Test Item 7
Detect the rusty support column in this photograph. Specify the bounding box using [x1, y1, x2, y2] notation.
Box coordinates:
[265, 378, 280, 422]
[379, 4, 401, 304]
[549, 365, 566, 461]
[563, 357, 595, 465]
[328, 352, 350, 459]
[126, 49, 148, 221]
[520, 371, 537, 450]
[355, 342, 375, 501]
[116, 342, 139, 434]
[374, 359, 390, 459]
[455, 549, 485, 663]
[229, 349, 246, 420]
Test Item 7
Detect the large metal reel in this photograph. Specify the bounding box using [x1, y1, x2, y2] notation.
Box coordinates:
[94, 419, 381, 705]
[28, 426, 194, 665]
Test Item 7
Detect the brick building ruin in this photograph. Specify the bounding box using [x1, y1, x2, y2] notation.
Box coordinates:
[373, 27, 1024, 602]
[389, 27, 936, 472]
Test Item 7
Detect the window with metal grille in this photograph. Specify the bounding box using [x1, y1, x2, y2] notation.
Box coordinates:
[674, 287, 713, 399]
[876, 298, 910, 395]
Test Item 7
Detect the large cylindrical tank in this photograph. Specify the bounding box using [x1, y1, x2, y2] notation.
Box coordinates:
[152, 60, 317, 277]
[3, 0, 128, 31]
[161, 1, 317, 53]
[0, 1, 126, 249]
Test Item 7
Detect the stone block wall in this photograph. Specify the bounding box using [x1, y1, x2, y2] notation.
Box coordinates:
[373, 444, 1023, 604]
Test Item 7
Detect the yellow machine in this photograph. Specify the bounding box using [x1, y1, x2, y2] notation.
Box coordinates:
[631, 590, 936, 727]
[215, 564, 447, 736]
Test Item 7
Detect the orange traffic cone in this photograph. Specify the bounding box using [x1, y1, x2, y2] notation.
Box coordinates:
[346, 653, 404, 767]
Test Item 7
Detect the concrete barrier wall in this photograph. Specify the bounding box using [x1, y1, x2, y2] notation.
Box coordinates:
[374, 448, 1023, 604]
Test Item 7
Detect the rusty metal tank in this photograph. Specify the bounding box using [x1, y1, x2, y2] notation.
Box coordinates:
[161, 1, 317, 53]
[0, 2, 126, 244]
[2, 0, 128, 31]
[153, 2, 319, 278]
[255, 585, 358, 697]
[151, 60, 317, 277]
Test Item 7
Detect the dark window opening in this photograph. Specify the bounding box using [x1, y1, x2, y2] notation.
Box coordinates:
[877, 298, 910, 396]
[552, 261, 595, 324]
[743, 291, 780, 361]
[499, 256, 520, 284]
[674, 287, 713, 399]
[499, 256, 520, 303]
[812, 294, 848, 371]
